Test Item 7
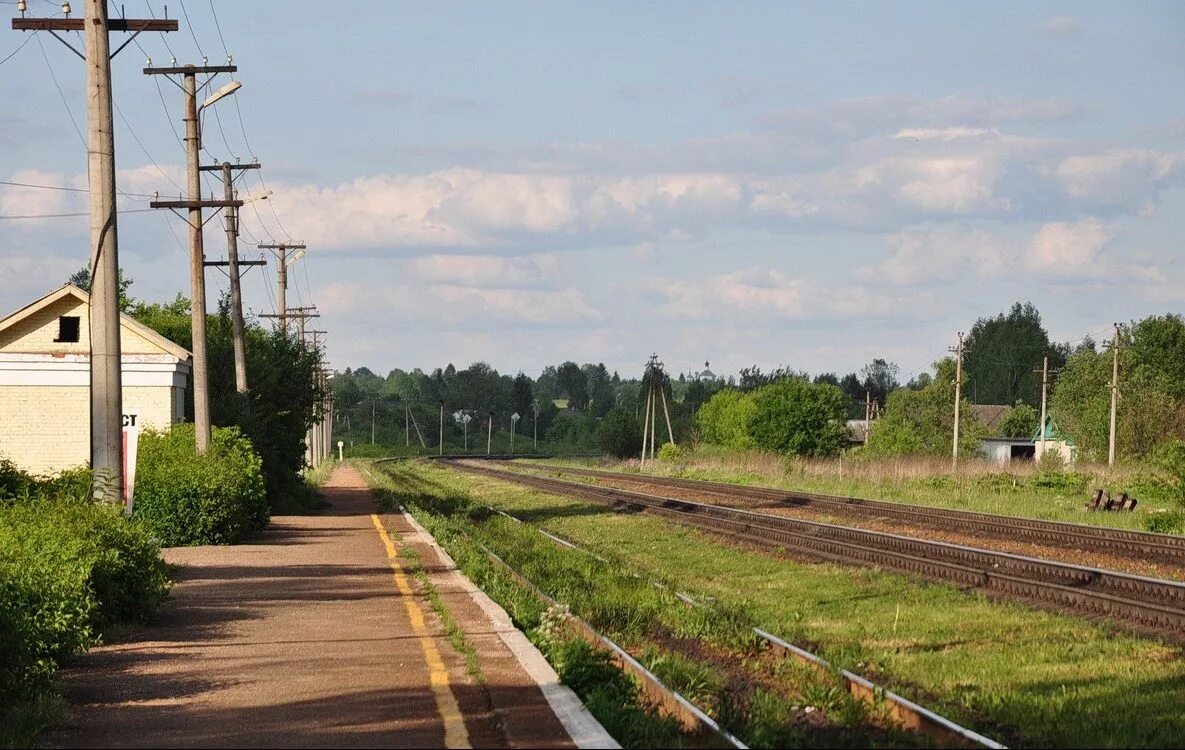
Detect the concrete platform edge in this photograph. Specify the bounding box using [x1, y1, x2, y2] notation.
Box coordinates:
[398, 509, 621, 750]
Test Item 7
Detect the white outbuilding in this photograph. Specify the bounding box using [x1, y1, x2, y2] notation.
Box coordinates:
[0, 284, 191, 475]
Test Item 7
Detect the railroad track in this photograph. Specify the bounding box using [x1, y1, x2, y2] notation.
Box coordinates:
[518, 464, 1185, 567]
[445, 460, 1185, 635]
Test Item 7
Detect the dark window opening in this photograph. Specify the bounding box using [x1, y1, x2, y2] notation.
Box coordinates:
[55, 316, 80, 343]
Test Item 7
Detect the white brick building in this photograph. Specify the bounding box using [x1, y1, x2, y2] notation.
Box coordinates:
[0, 284, 192, 475]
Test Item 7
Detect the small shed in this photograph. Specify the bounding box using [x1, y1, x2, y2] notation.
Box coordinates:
[978, 437, 1035, 465]
[0, 284, 192, 475]
[1033, 419, 1077, 465]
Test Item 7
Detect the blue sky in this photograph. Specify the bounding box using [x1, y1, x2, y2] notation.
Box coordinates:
[1, 1, 1183, 380]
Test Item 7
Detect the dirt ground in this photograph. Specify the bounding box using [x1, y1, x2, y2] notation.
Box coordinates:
[41, 464, 583, 749]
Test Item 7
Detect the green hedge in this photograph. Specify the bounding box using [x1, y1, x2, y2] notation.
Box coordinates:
[134, 424, 268, 546]
[0, 494, 169, 705]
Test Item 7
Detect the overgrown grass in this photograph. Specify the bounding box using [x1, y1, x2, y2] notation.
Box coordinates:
[363, 461, 928, 749]
[399, 544, 484, 682]
[532, 447, 1176, 532]
[365, 458, 1185, 749]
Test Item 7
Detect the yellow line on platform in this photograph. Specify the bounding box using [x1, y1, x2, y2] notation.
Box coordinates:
[371, 513, 471, 749]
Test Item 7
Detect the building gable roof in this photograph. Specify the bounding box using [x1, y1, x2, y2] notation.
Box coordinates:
[0, 284, 191, 361]
[970, 404, 1013, 431]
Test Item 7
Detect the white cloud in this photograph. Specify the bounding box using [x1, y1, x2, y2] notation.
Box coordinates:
[1027, 220, 1113, 272]
[408, 253, 563, 288]
[319, 279, 599, 327]
[864, 219, 1116, 285]
[1051, 149, 1185, 205]
[1036, 16, 1081, 36]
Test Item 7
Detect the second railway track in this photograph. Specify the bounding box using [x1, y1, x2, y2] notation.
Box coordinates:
[445, 459, 1185, 637]
[516, 463, 1185, 571]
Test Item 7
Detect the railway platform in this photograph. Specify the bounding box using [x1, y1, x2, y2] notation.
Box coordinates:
[42, 464, 613, 749]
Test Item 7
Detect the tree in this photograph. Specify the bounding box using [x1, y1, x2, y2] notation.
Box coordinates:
[597, 409, 643, 458]
[511, 373, 534, 417]
[998, 401, 1039, 439]
[865, 358, 987, 456]
[964, 302, 1059, 407]
[1050, 323, 1185, 461]
[748, 380, 849, 457]
[696, 389, 757, 448]
[584, 363, 614, 417]
[860, 358, 900, 406]
[67, 265, 136, 312]
[556, 361, 589, 410]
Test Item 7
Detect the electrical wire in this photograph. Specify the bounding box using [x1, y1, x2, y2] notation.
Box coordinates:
[35, 33, 85, 148]
[0, 208, 155, 220]
[0, 29, 36, 66]
[178, 0, 205, 59]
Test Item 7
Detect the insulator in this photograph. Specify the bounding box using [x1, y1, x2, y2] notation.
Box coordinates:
[61, 2, 71, 17]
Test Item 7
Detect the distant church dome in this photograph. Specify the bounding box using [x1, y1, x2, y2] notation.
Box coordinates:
[697, 360, 716, 381]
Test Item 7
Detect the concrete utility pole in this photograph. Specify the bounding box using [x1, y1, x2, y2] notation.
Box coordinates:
[439, 401, 445, 457]
[371, 401, 376, 444]
[951, 331, 965, 467]
[405, 405, 410, 447]
[258, 244, 307, 337]
[487, 413, 493, 456]
[1109, 323, 1121, 467]
[147, 63, 242, 454]
[204, 161, 261, 393]
[13, 3, 178, 500]
[1038, 354, 1050, 460]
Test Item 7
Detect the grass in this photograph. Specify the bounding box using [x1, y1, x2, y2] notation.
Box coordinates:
[0, 694, 64, 749]
[362, 461, 941, 749]
[398, 543, 485, 682]
[363, 458, 1185, 749]
[529, 447, 1178, 533]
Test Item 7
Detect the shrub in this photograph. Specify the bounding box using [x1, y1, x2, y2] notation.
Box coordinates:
[749, 380, 849, 457]
[696, 389, 757, 449]
[1143, 510, 1185, 535]
[658, 442, 683, 461]
[134, 424, 268, 545]
[545, 413, 597, 449]
[1151, 440, 1185, 505]
[1, 458, 34, 500]
[597, 409, 643, 458]
[0, 495, 169, 704]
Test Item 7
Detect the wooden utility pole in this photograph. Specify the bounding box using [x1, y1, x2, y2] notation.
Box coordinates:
[13, 4, 177, 500]
[258, 244, 307, 336]
[951, 331, 965, 467]
[1108, 323, 1121, 467]
[640, 387, 652, 468]
[146, 63, 241, 454]
[203, 161, 261, 392]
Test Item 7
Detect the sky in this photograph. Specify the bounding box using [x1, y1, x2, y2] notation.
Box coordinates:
[1, 1, 1183, 382]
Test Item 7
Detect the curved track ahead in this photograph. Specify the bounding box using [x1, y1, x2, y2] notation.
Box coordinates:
[445, 460, 1185, 638]
[519, 464, 1185, 567]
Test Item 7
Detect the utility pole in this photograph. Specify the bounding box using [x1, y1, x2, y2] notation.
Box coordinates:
[203, 161, 261, 392]
[487, 413, 493, 456]
[533, 401, 538, 451]
[258, 244, 307, 336]
[439, 401, 445, 457]
[146, 62, 241, 454]
[1108, 323, 1121, 467]
[950, 331, 965, 467]
[405, 405, 410, 447]
[13, 3, 178, 500]
[1035, 354, 1051, 460]
[371, 401, 376, 445]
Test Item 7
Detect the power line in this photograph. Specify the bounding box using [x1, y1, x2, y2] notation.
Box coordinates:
[35, 33, 85, 148]
[208, 0, 230, 57]
[0, 178, 156, 198]
[178, 0, 205, 58]
[0, 208, 155, 220]
[0, 27, 36, 66]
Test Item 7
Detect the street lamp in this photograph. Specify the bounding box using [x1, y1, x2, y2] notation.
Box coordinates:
[201, 80, 242, 109]
[511, 412, 520, 454]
